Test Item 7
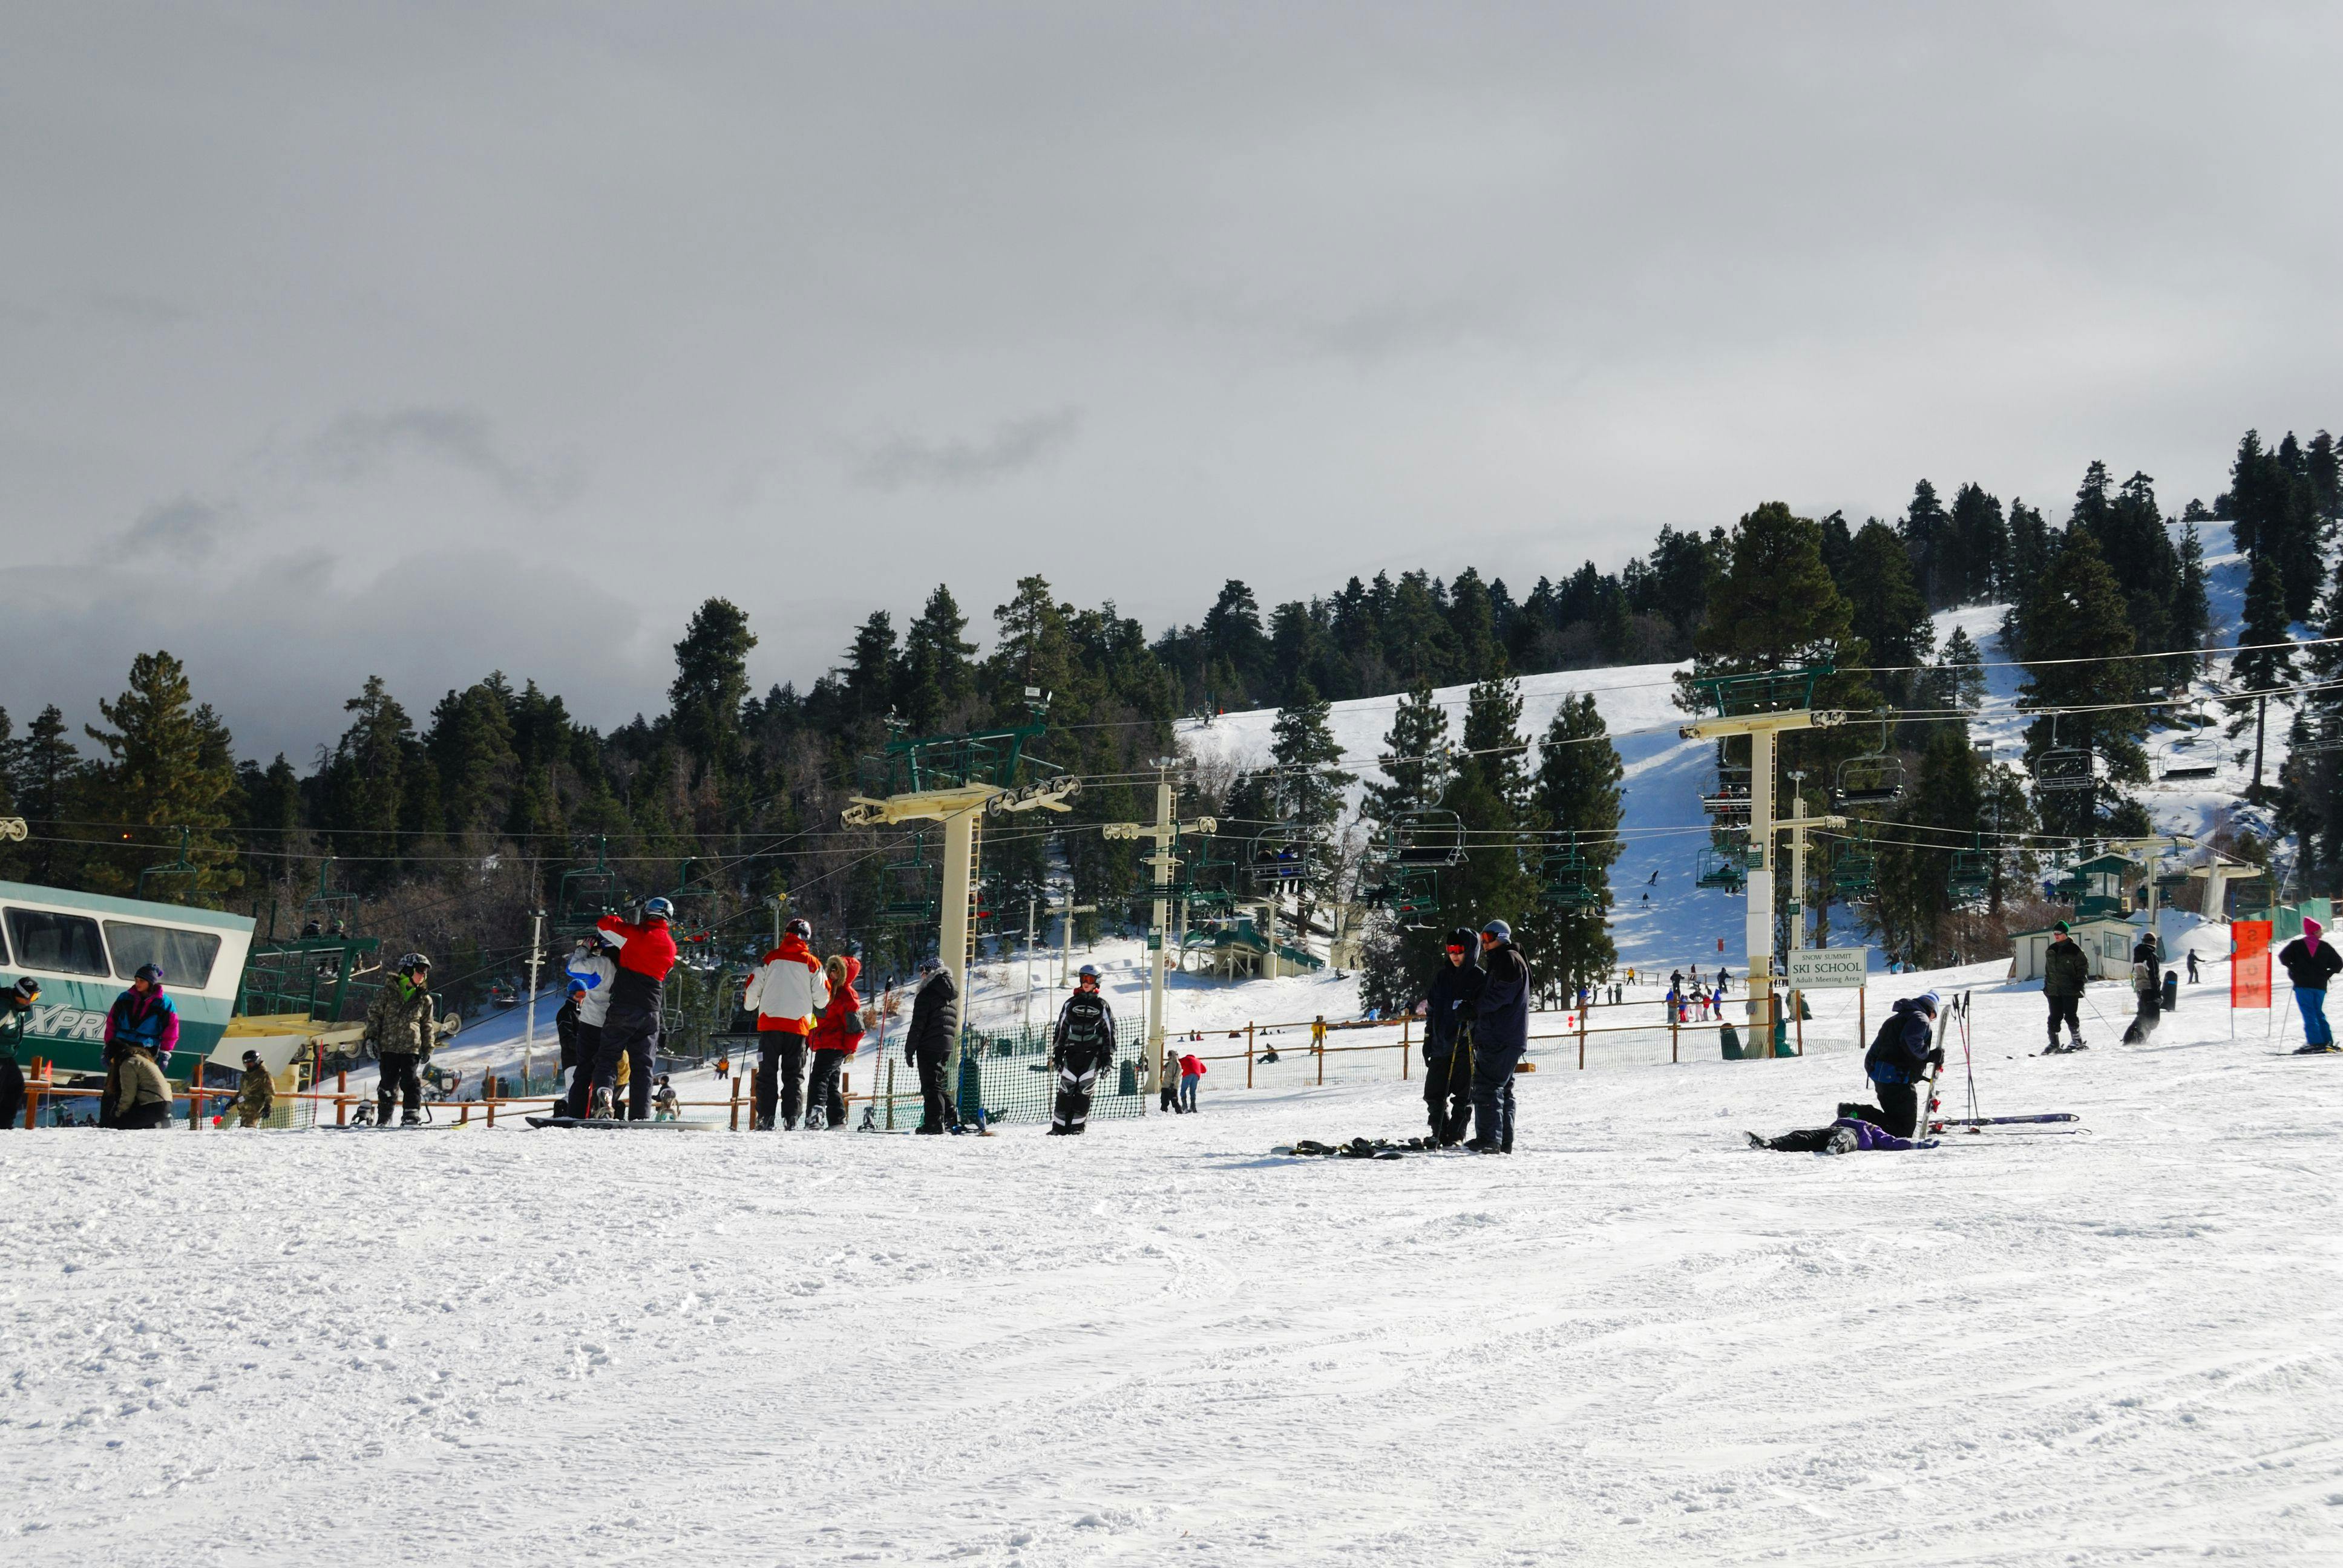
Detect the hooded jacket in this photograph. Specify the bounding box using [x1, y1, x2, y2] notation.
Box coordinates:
[565, 944, 618, 1028]
[1864, 997, 1938, 1086]
[105, 985, 180, 1065]
[808, 955, 863, 1053]
[745, 933, 828, 1034]
[905, 966, 958, 1059]
[364, 973, 437, 1058]
[2278, 927, 2341, 992]
[1424, 936, 1483, 1056]
[114, 1048, 172, 1117]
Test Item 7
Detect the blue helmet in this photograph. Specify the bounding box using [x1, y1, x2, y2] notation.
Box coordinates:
[1480, 920, 1512, 944]
[1077, 964, 1100, 981]
[643, 897, 675, 920]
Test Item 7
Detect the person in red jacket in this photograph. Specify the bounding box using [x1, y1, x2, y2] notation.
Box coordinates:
[744, 917, 827, 1129]
[1176, 1050, 1206, 1113]
[805, 953, 864, 1128]
[577, 898, 679, 1120]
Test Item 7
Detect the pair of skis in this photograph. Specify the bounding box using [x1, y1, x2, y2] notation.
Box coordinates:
[1919, 992, 2084, 1136]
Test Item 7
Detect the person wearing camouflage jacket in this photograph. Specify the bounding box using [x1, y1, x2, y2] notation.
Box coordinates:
[365, 958, 437, 1126]
[233, 1048, 276, 1128]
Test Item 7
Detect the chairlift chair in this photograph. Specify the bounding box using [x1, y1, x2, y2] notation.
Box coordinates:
[1832, 711, 1905, 806]
[1696, 844, 1751, 892]
[1248, 828, 1314, 884]
[2154, 737, 2219, 783]
[2029, 714, 2098, 793]
[1538, 846, 1602, 911]
[1948, 844, 1991, 902]
[1387, 809, 1466, 867]
[1699, 765, 1753, 819]
[879, 833, 940, 926]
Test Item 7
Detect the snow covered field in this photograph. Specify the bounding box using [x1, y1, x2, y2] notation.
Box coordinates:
[7, 962, 2340, 1566]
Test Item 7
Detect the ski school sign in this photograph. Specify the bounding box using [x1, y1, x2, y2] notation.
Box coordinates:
[1786, 947, 1869, 990]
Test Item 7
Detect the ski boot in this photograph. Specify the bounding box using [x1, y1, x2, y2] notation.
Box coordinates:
[591, 1088, 614, 1120]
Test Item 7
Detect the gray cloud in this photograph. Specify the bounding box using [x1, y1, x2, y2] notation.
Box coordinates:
[851, 410, 1083, 490]
[109, 495, 228, 563]
[297, 407, 575, 508]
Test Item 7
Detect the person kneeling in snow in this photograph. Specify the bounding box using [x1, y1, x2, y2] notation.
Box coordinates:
[1861, 991, 1943, 1138]
[1749, 1117, 1933, 1154]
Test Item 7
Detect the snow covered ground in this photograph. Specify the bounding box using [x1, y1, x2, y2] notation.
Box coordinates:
[8, 957, 2340, 1566]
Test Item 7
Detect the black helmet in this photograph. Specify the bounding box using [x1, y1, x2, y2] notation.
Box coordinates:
[786, 916, 811, 940]
[399, 952, 431, 973]
[241, 1048, 261, 1064]
[11, 976, 39, 1002]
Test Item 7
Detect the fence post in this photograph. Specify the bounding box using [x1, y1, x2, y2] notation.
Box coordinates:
[1578, 1007, 1588, 1071]
[486, 1092, 496, 1129]
[729, 1071, 741, 1132]
[336, 1068, 349, 1127]
[1794, 998, 1805, 1057]
[1858, 989, 1866, 1058]
[885, 1060, 896, 1131]
[1671, 1012, 1680, 1064]
[26, 1058, 45, 1128]
[1401, 1015, 1410, 1080]
[1246, 1022, 1254, 1089]
[1316, 1025, 1324, 1086]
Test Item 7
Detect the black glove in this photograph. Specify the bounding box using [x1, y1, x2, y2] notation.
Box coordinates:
[904, 1047, 916, 1068]
[1927, 1048, 1945, 1070]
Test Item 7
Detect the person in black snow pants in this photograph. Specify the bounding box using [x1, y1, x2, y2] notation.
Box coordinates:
[904, 959, 958, 1134]
[2041, 921, 2089, 1053]
[1467, 921, 1531, 1154]
[585, 899, 678, 1122]
[1422, 927, 1481, 1145]
[1863, 991, 1944, 1138]
[1049, 964, 1117, 1135]
[2123, 930, 2164, 1044]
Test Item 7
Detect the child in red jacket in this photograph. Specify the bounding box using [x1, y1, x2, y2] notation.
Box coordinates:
[1176, 1051, 1205, 1114]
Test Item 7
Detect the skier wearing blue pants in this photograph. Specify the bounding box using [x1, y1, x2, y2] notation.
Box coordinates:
[1466, 921, 1530, 1154]
[2279, 918, 2340, 1053]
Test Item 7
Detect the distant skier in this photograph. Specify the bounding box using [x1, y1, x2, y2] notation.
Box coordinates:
[2041, 921, 2089, 1053]
[804, 953, 864, 1128]
[1863, 992, 1943, 1138]
[1466, 921, 1530, 1154]
[2279, 917, 2341, 1054]
[2185, 948, 2201, 985]
[560, 939, 617, 1113]
[2123, 930, 2164, 1044]
[1423, 928, 1480, 1145]
[232, 1049, 275, 1128]
[364, 954, 436, 1126]
[744, 917, 827, 1129]
[0, 976, 36, 1130]
[904, 958, 959, 1134]
[586, 900, 678, 1122]
[1047, 964, 1116, 1136]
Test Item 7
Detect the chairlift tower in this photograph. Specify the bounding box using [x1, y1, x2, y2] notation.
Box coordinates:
[841, 691, 1080, 1086]
[1679, 664, 1844, 1059]
[1103, 759, 1215, 1100]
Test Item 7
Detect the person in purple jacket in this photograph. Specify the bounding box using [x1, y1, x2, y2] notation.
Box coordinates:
[1748, 1117, 1935, 1153]
[100, 964, 180, 1124]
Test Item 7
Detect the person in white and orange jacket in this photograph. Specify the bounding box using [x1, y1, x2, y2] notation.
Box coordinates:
[743, 917, 828, 1129]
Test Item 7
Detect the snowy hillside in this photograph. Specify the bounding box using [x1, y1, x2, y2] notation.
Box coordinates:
[8, 955, 2340, 1566]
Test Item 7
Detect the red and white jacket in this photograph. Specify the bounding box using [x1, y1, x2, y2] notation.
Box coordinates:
[744, 934, 827, 1034]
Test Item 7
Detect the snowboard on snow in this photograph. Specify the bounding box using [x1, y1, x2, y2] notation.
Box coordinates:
[1272, 1137, 1462, 1160]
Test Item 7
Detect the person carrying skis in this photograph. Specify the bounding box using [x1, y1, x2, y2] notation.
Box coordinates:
[744, 917, 827, 1129]
[904, 957, 959, 1134]
[586, 900, 678, 1122]
[232, 1048, 276, 1128]
[1466, 921, 1530, 1154]
[1422, 927, 1480, 1145]
[560, 938, 617, 1114]
[0, 977, 36, 1130]
[804, 953, 863, 1128]
[1048, 964, 1116, 1136]
[364, 953, 437, 1126]
[1863, 991, 1943, 1138]
[2278, 916, 2341, 1053]
[2124, 930, 2164, 1044]
[2041, 921, 2089, 1053]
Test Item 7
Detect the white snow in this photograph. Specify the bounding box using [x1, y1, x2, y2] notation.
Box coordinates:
[7, 956, 2340, 1566]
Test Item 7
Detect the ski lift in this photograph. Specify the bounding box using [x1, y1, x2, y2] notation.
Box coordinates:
[1833, 711, 1904, 806]
[2154, 737, 2218, 783]
[2030, 714, 2097, 792]
[300, 857, 361, 939]
[1699, 765, 1752, 819]
[1948, 843, 1991, 903]
[1387, 809, 1466, 868]
[557, 838, 621, 935]
[1248, 828, 1315, 884]
[1538, 846, 1602, 912]
[1362, 862, 1441, 929]
[1829, 849, 1877, 901]
[1696, 844, 1751, 892]
[879, 834, 939, 926]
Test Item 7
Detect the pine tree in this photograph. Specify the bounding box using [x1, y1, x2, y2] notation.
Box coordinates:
[1202, 580, 1272, 706]
[1939, 627, 1986, 711]
[1874, 725, 1984, 966]
[1438, 673, 1539, 982]
[1844, 519, 1935, 699]
[10, 705, 81, 884]
[1899, 480, 1953, 609]
[1362, 678, 1452, 829]
[2174, 522, 2212, 670]
[840, 611, 899, 725]
[2002, 499, 2051, 613]
[2232, 550, 2294, 697]
[425, 679, 520, 838]
[1267, 678, 1353, 938]
[2017, 529, 2149, 839]
[897, 585, 978, 732]
[669, 598, 757, 783]
[1948, 484, 2008, 604]
[1530, 693, 1624, 998]
[81, 650, 241, 901]
[324, 676, 417, 880]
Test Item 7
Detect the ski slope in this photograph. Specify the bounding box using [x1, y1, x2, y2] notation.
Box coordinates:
[7, 956, 2339, 1566]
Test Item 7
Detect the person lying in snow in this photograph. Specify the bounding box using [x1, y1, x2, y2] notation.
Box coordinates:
[1748, 1117, 1934, 1153]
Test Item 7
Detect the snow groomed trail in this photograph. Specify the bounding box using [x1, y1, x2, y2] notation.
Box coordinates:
[4, 967, 2339, 1566]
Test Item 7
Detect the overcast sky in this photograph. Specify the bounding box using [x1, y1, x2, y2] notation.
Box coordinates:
[5, 2, 2338, 759]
